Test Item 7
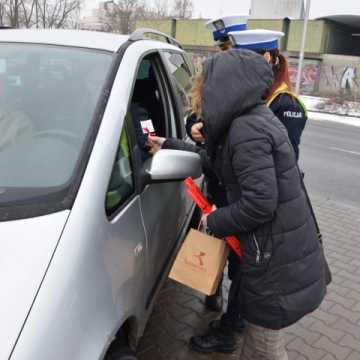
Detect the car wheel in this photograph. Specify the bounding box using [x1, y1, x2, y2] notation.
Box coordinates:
[107, 347, 137, 360]
[106, 337, 138, 360]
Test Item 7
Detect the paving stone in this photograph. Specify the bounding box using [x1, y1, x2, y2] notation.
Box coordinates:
[339, 335, 360, 353]
[321, 354, 337, 360]
[330, 304, 360, 324]
[319, 298, 336, 311]
[345, 351, 360, 360]
[312, 308, 340, 326]
[285, 322, 322, 345]
[349, 259, 360, 267]
[136, 196, 360, 360]
[347, 288, 360, 301]
[313, 336, 352, 360]
[326, 291, 356, 310]
[333, 318, 360, 341]
[331, 260, 358, 273]
[310, 319, 344, 342]
[287, 338, 326, 360]
[287, 350, 302, 360]
[337, 270, 360, 285]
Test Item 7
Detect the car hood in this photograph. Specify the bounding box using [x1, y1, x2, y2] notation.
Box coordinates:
[0, 210, 70, 359]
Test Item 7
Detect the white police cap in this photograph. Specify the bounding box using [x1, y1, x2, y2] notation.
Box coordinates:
[229, 29, 285, 50]
[206, 15, 248, 41]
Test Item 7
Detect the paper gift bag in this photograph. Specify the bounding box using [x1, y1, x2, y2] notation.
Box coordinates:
[169, 228, 229, 296]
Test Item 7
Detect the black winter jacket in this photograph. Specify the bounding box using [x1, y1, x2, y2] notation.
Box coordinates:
[269, 92, 307, 160]
[164, 49, 327, 330]
[185, 113, 228, 207]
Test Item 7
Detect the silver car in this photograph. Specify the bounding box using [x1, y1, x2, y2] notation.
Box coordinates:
[0, 29, 202, 360]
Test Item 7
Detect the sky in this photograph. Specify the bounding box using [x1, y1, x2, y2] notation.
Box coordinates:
[83, 0, 360, 19]
[192, 0, 359, 19]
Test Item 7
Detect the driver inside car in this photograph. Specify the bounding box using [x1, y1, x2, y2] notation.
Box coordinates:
[130, 102, 157, 157]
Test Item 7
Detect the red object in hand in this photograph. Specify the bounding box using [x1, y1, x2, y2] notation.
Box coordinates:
[184, 177, 242, 258]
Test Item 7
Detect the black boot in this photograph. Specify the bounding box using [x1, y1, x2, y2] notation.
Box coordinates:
[189, 328, 236, 354]
[204, 283, 223, 312]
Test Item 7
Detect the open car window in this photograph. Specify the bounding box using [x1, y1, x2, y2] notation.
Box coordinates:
[126, 54, 178, 163]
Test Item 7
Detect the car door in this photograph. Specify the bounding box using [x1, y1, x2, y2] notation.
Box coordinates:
[124, 51, 190, 305]
[103, 123, 148, 314]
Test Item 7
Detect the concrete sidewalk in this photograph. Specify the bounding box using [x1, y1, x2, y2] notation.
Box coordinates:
[136, 195, 360, 360]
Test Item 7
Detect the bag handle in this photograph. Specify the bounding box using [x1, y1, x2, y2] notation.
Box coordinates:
[296, 166, 322, 242]
[297, 166, 332, 284]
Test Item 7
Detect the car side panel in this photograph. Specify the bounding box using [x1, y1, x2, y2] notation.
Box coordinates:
[10, 43, 158, 360]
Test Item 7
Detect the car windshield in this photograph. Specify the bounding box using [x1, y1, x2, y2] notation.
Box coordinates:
[0, 43, 114, 205]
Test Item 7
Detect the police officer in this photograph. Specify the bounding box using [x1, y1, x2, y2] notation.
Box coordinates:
[229, 29, 308, 160]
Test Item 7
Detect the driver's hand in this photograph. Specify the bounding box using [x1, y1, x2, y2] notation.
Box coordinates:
[191, 123, 205, 143]
[148, 135, 166, 155]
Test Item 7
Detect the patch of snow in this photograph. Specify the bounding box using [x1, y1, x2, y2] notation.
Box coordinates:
[308, 111, 360, 128]
[301, 95, 360, 118]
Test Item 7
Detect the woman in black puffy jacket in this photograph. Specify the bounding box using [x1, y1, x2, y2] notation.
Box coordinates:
[149, 49, 328, 359]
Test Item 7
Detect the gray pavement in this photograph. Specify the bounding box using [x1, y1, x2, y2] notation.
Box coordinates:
[136, 119, 360, 360]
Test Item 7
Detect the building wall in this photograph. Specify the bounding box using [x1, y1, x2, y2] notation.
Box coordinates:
[323, 21, 360, 57]
[287, 20, 326, 53]
[176, 19, 213, 47]
[248, 19, 284, 31]
[136, 20, 173, 37]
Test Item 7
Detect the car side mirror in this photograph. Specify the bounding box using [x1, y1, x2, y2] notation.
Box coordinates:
[141, 149, 202, 185]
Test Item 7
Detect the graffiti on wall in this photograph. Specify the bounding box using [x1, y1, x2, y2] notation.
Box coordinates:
[320, 63, 360, 98]
[341, 66, 358, 90]
[288, 59, 321, 94]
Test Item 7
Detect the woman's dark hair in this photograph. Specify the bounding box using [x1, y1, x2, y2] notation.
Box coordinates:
[253, 48, 292, 98]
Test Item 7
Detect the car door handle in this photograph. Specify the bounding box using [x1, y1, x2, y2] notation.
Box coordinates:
[134, 243, 144, 257]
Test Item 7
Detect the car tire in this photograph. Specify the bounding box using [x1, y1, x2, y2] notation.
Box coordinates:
[106, 346, 138, 360]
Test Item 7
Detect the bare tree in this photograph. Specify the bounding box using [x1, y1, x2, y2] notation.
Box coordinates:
[0, 1, 7, 25]
[1, 0, 22, 27]
[20, 0, 36, 28]
[152, 0, 168, 18]
[171, 0, 193, 19]
[101, 0, 146, 34]
[0, 0, 80, 28]
[37, 0, 80, 28]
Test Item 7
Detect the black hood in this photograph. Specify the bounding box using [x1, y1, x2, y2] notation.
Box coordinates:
[202, 49, 273, 146]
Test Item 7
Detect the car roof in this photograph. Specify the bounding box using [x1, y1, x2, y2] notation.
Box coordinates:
[0, 29, 129, 52]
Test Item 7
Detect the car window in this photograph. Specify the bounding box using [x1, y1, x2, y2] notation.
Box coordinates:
[0, 43, 114, 205]
[128, 54, 178, 162]
[106, 127, 134, 216]
[162, 51, 193, 117]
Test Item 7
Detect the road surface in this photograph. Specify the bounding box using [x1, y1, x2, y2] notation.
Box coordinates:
[300, 117, 360, 207]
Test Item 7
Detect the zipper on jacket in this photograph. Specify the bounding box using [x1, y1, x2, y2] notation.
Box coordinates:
[252, 233, 261, 264]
